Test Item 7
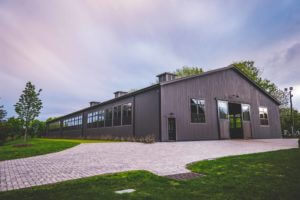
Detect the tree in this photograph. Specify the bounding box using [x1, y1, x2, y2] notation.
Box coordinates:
[30, 119, 46, 137]
[5, 117, 24, 138]
[0, 99, 7, 122]
[174, 66, 204, 78]
[233, 61, 288, 105]
[15, 82, 43, 142]
[280, 107, 300, 133]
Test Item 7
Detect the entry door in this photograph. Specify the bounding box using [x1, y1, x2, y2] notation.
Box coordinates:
[229, 113, 243, 138]
[229, 103, 244, 139]
[168, 118, 176, 141]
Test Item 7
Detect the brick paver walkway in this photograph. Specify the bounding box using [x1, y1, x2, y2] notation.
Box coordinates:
[0, 139, 297, 191]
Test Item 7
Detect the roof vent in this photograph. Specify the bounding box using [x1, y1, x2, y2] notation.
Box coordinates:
[156, 72, 176, 83]
[89, 101, 100, 107]
[114, 91, 128, 98]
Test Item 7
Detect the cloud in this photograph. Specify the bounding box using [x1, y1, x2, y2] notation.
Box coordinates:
[0, 0, 300, 119]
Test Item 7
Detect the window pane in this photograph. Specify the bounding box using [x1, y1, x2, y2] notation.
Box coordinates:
[113, 105, 121, 126]
[105, 108, 112, 127]
[99, 110, 105, 127]
[259, 107, 268, 125]
[218, 101, 228, 119]
[122, 103, 132, 125]
[191, 99, 205, 123]
[242, 104, 250, 121]
[49, 121, 60, 130]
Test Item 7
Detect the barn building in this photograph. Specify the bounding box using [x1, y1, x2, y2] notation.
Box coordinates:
[45, 65, 282, 141]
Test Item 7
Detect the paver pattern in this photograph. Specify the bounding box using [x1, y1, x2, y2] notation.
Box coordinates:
[0, 139, 297, 191]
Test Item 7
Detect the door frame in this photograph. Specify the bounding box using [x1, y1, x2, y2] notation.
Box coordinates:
[167, 117, 177, 141]
[228, 102, 244, 139]
[216, 98, 252, 140]
[241, 103, 253, 139]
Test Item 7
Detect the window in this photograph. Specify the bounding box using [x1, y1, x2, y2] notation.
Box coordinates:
[242, 104, 251, 121]
[190, 99, 205, 123]
[98, 110, 105, 127]
[218, 100, 228, 119]
[63, 115, 82, 129]
[259, 107, 269, 125]
[113, 105, 122, 126]
[122, 103, 132, 125]
[105, 108, 112, 127]
[87, 111, 99, 128]
[49, 121, 60, 130]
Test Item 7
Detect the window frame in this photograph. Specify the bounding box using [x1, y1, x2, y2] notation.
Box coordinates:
[62, 114, 82, 130]
[217, 100, 229, 120]
[122, 103, 132, 126]
[113, 105, 122, 126]
[49, 121, 60, 131]
[105, 108, 113, 127]
[241, 104, 251, 122]
[98, 110, 105, 127]
[259, 106, 269, 126]
[190, 98, 206, 124]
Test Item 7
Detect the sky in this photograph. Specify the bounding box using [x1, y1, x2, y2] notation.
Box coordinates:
[0, 0, 300, 120]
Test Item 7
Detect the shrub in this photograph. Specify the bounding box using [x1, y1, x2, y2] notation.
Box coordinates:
[0, 122, 9, 145]
[143, 135, 156, 143]
[86, 134, 156, 143]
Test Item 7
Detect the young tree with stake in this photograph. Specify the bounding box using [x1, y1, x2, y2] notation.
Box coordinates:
[15, 82, 43, 142]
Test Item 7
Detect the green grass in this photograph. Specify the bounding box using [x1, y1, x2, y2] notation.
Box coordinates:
[0, 148, 299, 200]
[0, 138, 114, 161]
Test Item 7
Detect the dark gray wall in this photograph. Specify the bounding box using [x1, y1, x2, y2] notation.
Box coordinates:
[134, 88, 160, 140]
[45, 88, 160, 140]
[160, 69, 281, 141]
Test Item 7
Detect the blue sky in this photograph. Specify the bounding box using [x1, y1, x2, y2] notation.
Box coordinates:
[0, 0, 300, 120]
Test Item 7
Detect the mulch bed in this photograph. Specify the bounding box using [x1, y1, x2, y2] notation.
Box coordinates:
[165, 172, 205, 180]
[13, 144, 33, 148]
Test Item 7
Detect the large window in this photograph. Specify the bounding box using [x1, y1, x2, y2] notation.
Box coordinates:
[122, 103, 132, 125]
[218, 100, 228, 119]
[49, 121, 60, 131]
[98, 110, 105, 127]
[190, 99, 205, 123]
[63, 115, 82, 129]
[105, 108, 112, 127]
[87, 111, 99, 128]
[242, 104, 251, 121]
[259, 107, 269, 125]
[113, 105, 122, 126]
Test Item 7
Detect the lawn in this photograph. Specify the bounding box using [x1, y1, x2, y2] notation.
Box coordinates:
[0, 138, 114, 161]
[0, 148, 299, 200]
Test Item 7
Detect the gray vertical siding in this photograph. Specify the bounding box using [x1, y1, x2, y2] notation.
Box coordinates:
[134, 88, 160, 140]
[46, 68, 281, 142]
[160, 68, 281, 141]
[45, 87, 160, 140]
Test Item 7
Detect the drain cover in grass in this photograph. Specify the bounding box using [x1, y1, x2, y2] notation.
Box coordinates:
[115, 189, 136, 194]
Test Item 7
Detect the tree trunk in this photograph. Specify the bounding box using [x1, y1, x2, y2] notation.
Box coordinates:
[24, 126, 27, 143]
